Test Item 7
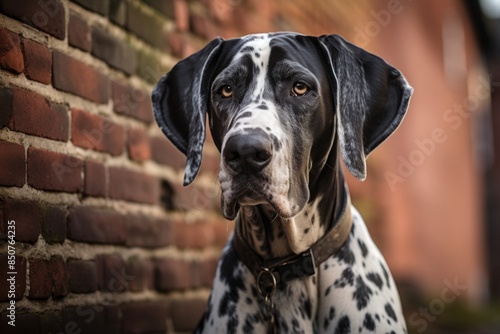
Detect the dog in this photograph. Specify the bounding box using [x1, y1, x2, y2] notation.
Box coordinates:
[152, 32, 412, 333]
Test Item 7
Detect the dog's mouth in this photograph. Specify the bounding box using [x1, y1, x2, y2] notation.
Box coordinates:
[220, 176, 300, 220]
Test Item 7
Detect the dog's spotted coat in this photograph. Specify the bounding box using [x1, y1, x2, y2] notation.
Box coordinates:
[152, 32, 413, 333]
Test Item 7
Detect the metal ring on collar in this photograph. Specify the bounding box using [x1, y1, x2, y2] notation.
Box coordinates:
[256, 267, 277, 298]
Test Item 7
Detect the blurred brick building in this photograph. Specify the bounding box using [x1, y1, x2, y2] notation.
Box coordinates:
[0, 0, 498, 333]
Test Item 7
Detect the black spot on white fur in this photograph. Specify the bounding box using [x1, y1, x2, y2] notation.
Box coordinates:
[353, 276, 373, 310]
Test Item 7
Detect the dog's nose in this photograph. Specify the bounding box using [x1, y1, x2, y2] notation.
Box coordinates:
[223, 134, 273, 174]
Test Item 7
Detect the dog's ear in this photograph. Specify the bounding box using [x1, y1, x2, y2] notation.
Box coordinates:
[152, 38, 223, 186]
[318, 34, 413, 180]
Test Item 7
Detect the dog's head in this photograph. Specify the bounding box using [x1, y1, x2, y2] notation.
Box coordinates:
[153, 33, 412, 220]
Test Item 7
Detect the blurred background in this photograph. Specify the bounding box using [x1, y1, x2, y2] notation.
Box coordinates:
[1, 0, 500, 333]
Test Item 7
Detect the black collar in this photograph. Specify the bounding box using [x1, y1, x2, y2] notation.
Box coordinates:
[232, 192, 352, 296]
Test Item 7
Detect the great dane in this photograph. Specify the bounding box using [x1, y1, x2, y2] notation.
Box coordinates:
[152, 32, 412, 333]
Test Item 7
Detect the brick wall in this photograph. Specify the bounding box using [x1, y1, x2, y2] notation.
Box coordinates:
[0, 1, 230, 332]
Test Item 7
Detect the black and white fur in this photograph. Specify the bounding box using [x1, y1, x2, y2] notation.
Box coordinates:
[153, 32, 412, 333]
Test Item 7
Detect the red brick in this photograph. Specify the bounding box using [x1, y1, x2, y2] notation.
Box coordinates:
[63, 305, 121, 334]
[174, 0, 190, 32]
[92, 25, 136, 75]
[9, 87, 69, 141]
[72, 0, 108, 15]
[126, 216, 171, 248]
[155, 257, 191, 291]
[96, 253, 128, 292]
[53, 51, 109, 103]
[213, 217, 233, 246]
[108, 167, 160, 204]
[143, 0, 174, 18]
[126, 257, 154, 292]
[68, 11, 91, 52]
[27, 147, 83, 193]
[0, 198, 40, 243]
[0, 255, 26, 301]
[67, 259, 98, 293]
[22, 38, 52, 84]
[150, 135, 185, 168]
[49, 255, 68, 299]
[166, 31, 185, 58]
[0, 87, 13, 128]
[170, 299, 207, 332]
[200, 256, 219, 288]
[127, 127, 151, 161]
[173, 182, 219, 211]
[0, 313, 40, 333]
[173, 218, 216, 249]
[126, 1, 166, 49]
[0, 141, 25, 187]
[71, 108, 124, 155]
[84, 160, 107, 197]
[190, 13, 219, 40]
[28, 258, 51, 299]
[67, 206, 127, 245]
[41, 205, 67, 244]
[122, 301, 169, 334]
[0, 28, 23, 73]
[0, 0, 65, 39]
[200, 149, 221, 176]
[111, 81, 153, 123]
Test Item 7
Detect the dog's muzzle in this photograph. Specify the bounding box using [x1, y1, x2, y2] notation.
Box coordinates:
[223, 133, 273, 175]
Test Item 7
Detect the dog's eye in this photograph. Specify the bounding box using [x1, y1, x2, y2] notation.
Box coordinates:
[291, 82, 309, 96]
[220, 85, 233, 98]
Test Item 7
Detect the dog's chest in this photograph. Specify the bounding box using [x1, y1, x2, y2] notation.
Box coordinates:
[197, 209, 406, 334]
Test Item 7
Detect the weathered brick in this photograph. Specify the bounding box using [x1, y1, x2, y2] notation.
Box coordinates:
[200, 256, 219, 288]
[166, 31, 185, 58]
[0, 198, 40, 243]
[170, 298, 207, 332]
[28, 258, 51, 299]
[27, 147, 83, 193]
[72, 0, 109, 16]
[67, 206, 127, 244]
[126, 1, 166, 49]
[9, 87, 69, 141]
[122, 301, 169, 334]
[134, 42, 168, 84]
[68, 11, 91, 52]
[49, 255, 68, 299]
[174, 0, 190, 32]
[84, 160, 107, 197]
[127, 127, 151, 161]
[0, 255, 26, 301]
[53, 51, 109, 103]
[0, 87, 13, 128]
[190, 12, 219, 40]
[22, 38, 52, 84]
[126, 215, 171, 248]
[0, 28, 23, 73]
[62, 305, 120, 334]
[199, 149, 221, 175]
[109, 0, 127, 26]
[96, 253, 128, 292]
[143, 0, 174, 18]
[0, 141, 25, 187]
[126, 257, 154, 292]
[173, 218, 216, 249]
[92, 25, 136, 75]
[0, 0, 65, 39]
[111, 81, 153, 123]
[213, 217, 233, 246]
[41, 205, 67, 244]
[67, 259, 98, 293]
[71, 108, 124, 155]
[0, 313, 40, 333]
[150, 135, 185, 168]
[155, 257, 191, 291]
[108, 167, 160, 204]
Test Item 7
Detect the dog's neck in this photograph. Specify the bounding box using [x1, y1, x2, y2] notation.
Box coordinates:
[237, 149, 346, 259]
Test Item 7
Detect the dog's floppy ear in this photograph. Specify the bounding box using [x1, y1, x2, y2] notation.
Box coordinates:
[319, 34, 413, 180]
[152, 38, 223, 186]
